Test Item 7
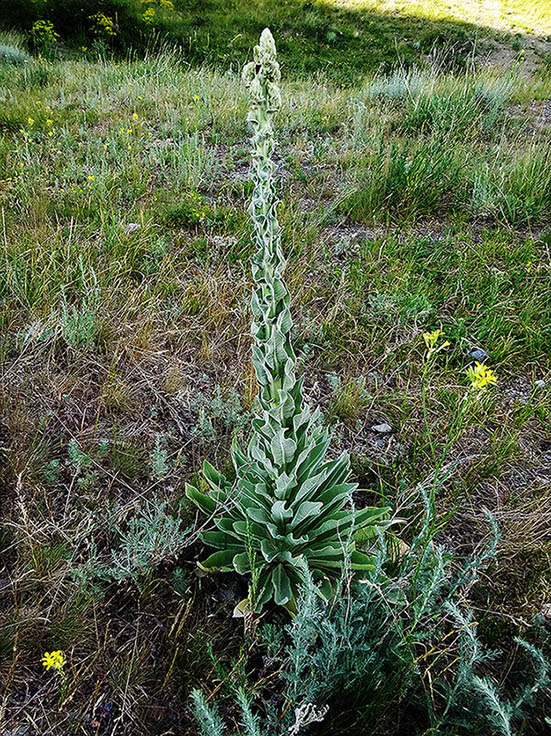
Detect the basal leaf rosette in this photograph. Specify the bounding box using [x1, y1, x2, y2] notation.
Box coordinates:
[187, 440, 387, 612]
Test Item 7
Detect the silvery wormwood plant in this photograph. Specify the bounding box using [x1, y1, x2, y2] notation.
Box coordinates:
[186, 29, 389, 613]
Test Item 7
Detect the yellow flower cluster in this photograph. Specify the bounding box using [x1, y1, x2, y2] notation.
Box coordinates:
[41, 650, 66, 671]
[143, 7, 156, 24]
[422, 328, 450, 359]
[141, 0, 174, 23]
[30, 20, 60, 46]
[88, 13, 117, 37]
[142, 0, 174, 6]
[188, 191, 208, 220]
[466, 362, 497, 390]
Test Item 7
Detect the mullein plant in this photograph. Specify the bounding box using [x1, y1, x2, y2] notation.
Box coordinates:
[186, 29, 388, 613]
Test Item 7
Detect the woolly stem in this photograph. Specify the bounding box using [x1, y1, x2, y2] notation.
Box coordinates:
[243, 29, 302, 429]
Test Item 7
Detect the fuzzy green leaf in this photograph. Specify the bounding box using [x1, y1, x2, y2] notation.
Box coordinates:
[202, 549, 237, 570]
[270, 431, 296, 466]
[186, 484, 216, 515]
[272, 564, 293, 605]
[350, 549, 376, 570]
[233, 552, 252, 574]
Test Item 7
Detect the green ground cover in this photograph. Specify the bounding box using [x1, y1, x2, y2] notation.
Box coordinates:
[3, 0, 551, 83]
[1, 4, 551, 734]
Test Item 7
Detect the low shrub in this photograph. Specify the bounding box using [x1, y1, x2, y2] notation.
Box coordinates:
[0, 43, 29, 64]
[192, 497, 550, 736]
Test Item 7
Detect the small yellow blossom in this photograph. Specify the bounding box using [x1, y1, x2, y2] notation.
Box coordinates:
[41, 650, 66, 671]
[88, 175, 95, 181]
[143, 7, 156, 23]
[46, 119, 53, 125]
[27, 117, 35, 126]
[423, 328, 450, 358]
[193, 94, 199, 102]
[48, 131, 53, 136]
[466, 362, 497, 390]
[132, 112, 138, 119]
[89, 12, 117, 37]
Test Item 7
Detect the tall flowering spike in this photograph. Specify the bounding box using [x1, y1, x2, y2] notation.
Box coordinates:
[186, 30, 389, 613]
[242, 29, 300, 422]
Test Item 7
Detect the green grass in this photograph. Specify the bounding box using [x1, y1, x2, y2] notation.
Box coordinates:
[1, 6, 551, 734]
[3, 0, 551, 84]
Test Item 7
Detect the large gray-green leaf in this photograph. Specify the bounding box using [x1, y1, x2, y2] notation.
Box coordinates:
[270, 431, 296, 467]
[272, 564, 293, 605]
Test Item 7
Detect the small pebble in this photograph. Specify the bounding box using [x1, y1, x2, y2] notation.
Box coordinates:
[124, 222, 141, 235]
[470, 347, 489, 362]
[534, 380, 546, 389]
[371, 422, 392, 433]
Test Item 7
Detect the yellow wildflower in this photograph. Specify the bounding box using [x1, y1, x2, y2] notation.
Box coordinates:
[41, 650, 66, 672]
[88, 12, 117, 37]
[466, 362, 497, 390]
[27, 117, 35, 126]
[132, 112, 138, 119]
[143, 7, 156, 23]
[422, 328, 450, 358]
